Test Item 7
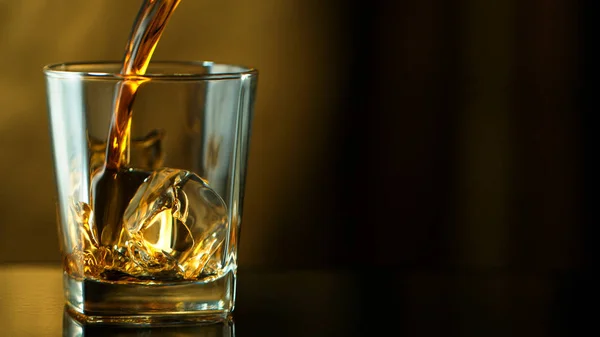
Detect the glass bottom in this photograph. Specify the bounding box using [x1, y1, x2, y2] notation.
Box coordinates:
[64, 270, 235, 325]
[63, 309, 235, 336]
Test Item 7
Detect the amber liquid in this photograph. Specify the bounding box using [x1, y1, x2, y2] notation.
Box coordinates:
[92, 0, 181, 246]
[65, 0, 229, 284]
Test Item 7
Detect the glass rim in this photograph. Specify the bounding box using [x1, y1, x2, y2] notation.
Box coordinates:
[43, 60, 258, 81]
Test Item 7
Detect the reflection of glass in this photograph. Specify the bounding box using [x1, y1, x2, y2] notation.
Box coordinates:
[45, 61, 257, 322]
[63, 308, 235, 336]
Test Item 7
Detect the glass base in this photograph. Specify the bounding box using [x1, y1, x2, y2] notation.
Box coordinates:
[63, 309, 235, 336]
[64, 270, 235, 325]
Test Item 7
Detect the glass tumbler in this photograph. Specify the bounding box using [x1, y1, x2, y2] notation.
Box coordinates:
[44, 61, 257, 323]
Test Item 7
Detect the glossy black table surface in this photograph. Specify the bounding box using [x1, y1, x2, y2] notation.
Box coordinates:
[0, 264, 591, 336]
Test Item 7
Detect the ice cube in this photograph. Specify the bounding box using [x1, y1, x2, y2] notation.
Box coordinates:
[64, 201, 99, 279]
[68, 200, 98, 251]
[122, 168, 228, 280]
[65, 199, 149, 281]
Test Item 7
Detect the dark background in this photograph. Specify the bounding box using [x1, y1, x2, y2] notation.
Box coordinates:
[0, 0, 595, 335]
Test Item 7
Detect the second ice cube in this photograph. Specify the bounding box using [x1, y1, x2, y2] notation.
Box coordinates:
[123, 168, 228, 279]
